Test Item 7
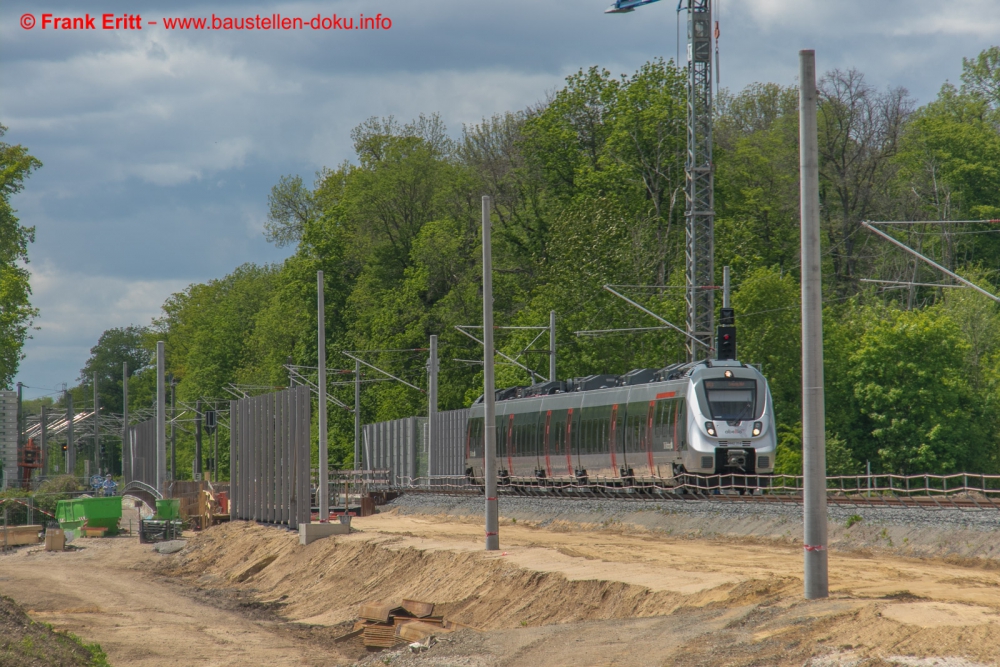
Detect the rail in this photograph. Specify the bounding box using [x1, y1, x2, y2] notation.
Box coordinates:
[387, 472, 1000, 510]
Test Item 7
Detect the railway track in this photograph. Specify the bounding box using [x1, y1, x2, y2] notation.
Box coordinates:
[396, 485, 1000, 510]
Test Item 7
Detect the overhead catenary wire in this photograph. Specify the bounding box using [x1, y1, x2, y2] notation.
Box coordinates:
[860, 279, 967, 289]
[862, 221, 1000, 305]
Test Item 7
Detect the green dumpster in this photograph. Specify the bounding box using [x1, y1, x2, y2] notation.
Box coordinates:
[56, 497, 122, 536]
[155, 499, 180, 521]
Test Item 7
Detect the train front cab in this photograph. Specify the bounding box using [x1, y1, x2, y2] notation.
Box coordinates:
[681, 360, 776, 492]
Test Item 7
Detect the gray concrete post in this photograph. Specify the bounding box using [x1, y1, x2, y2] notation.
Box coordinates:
[170, 378, 176, 481]
[482, 196, 499, 551]
[354, 359, 361, 470]
[93, 372, 100, 474]
[549, 311, 556, 382]
[799, 49, 829, 599]
[122, 362, 128, 482]
[723, 266, 731, 309]
[40, 405, 48, 476]
[156, 341, 166, 495]
[66, 391, 74, 475]
[195, 399, 202, 477]
[428, 335, 438, 484]
[317, 270, 328, 521]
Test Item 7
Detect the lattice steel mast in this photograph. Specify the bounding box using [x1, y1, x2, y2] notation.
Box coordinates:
[606, 0, 716, 361]
[685, 0, 715, 361]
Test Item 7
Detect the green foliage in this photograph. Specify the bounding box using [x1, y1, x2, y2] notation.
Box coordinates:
[962, 46, 1000, 108]
[79, 325, 149, 416]
[845, 514, 863, 528]
[0, 124, 41, 387]
[848, 306, 987, 473]
[66, 47, 1000, 479]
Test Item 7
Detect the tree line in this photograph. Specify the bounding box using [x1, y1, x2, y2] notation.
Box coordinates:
[33, 47, 1000, 479]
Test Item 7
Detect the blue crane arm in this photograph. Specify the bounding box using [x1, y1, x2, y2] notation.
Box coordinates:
[604, 0, 663, 13]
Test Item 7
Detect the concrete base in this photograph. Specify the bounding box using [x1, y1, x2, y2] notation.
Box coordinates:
[299, 521, 349, 545]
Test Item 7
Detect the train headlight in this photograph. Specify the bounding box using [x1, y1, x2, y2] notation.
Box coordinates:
[705, 421, 717, 437]
[752, 421, 762, 437]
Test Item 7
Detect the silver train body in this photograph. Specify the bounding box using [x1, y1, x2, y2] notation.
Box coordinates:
[465, 359, 776, 483]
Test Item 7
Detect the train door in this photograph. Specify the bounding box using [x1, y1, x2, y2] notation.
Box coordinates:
[505, 413, 515, 474]
[645, 401, 656, 475]
[565, 408, 575, 476]
[543, 410, 552, 477]
[610, 404, 620, 472]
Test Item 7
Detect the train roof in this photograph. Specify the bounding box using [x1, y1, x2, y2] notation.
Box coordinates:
[472, 358, 756, 405]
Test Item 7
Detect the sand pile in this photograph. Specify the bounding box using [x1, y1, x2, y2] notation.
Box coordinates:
[158, 521, 797, 631]
[150, 514, 1000, 665]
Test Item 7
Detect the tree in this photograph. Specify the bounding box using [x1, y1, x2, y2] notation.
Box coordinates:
[817, 70, 912, 294]
[848, 307, 987, 473]
[962, 46, 1000, 110]
[714, 83, 801, 275]
[731, 267, 800, 426]
[0, 124, 41, 387]
[79, 325, 150, 414]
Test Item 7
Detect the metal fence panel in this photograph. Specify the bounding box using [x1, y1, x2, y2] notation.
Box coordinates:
[229, 387, 311, 528]
[362, 408, 468, 486]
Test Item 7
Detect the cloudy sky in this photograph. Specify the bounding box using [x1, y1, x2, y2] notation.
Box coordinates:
[2, 0, 998, 399]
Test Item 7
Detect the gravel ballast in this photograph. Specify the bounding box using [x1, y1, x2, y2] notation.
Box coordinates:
[386, 492, 1000, 561]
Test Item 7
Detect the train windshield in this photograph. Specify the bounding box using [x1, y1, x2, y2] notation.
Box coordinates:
[703, 379, 756, 421]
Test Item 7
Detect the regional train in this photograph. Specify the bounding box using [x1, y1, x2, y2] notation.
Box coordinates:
[465, 358, 776, 489]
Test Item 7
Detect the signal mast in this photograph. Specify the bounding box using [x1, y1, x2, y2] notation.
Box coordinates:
[606, 0, 717, 362]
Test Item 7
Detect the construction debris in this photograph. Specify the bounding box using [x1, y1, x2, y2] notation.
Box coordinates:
[401, 598, 434, 618]
[337, 599, 457, 649]
[362, 623, 398, 648]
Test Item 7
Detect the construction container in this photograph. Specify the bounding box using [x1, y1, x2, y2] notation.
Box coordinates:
[55, 497, 122, 536]
[155, 499, 180, 521]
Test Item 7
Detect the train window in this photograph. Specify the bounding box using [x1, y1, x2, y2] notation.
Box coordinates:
[466, 418, 483, 457]
[703, 379, 757, 421]
[706, 391, 754, 420]
[653, 399, 675, 450]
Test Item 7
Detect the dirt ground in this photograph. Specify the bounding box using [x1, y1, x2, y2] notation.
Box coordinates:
[2, 507, 1000, 666]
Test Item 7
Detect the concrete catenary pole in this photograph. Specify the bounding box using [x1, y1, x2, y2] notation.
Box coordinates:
[317, 270, 328, 521]
[195, 399, 203, 478]
[169, 377, 176, 481]
[549, 311, 556, 382]
[354, 359, 361, 470]
[723, 266, 731, 309]
[428, 335, 438, 483]
[213, 419, 219, 483]
[40, 405, 48, 476]
[156, 341, 166, 495]
[799, 49, 829, 599]
[93, 372, 100, 474]
[122, 362, 128, 483]
[16, 383, 22, 468]
[482, 196, 499, 551]
[65, 390, 74, 475]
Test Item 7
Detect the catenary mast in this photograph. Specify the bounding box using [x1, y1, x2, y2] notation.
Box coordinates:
[606, 0, 715, 361]
[684, 0, 715, 361]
